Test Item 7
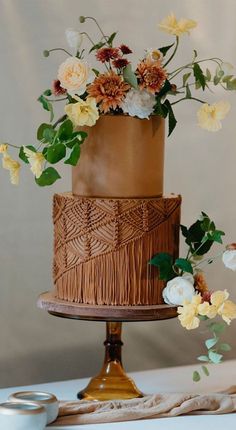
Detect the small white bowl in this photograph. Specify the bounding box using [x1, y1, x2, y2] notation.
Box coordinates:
[0, 401, 47, 430]
[9, 391, 59, 424]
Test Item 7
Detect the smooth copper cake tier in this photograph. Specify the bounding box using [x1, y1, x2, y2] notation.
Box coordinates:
[53, 193, 181, 306]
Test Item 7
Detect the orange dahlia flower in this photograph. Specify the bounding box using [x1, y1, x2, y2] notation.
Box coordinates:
[194, 272, 208, 294]
[136, 58, 167, 94]
[87, 71, 130, 113]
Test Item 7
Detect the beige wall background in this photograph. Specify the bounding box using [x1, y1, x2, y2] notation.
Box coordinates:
[0, 0, 236, 388]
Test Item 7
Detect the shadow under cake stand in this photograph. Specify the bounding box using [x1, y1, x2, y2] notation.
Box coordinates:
[37, 292, 177, 401]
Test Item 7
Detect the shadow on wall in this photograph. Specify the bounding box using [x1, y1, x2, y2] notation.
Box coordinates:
[1, 321, 235, 388]
[0, 344, 103, 388]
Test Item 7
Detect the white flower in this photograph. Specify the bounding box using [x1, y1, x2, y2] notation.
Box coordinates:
[222, 249, 236, 271]
[65, 29, 83, 55]
[146, 48, 163, 63]
[121, 89, 156, 119]
[163, 276, 196, 306]
[197, 101, 230, 132]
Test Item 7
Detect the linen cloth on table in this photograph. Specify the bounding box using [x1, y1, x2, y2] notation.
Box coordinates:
[50, 386, 236, 426]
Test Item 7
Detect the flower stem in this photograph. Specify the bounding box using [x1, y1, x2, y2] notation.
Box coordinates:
[52, 114, 67, 129]
[48, 48, 72, 56]
[80, 32, 95, 46]
[84, 16, 109, 44]
[45, 97, 68, 103]
[7, 143, 21, 149]
[171, 96, 206, 106]
[193, 251, 223, 270]
[163, 36, 179, 68]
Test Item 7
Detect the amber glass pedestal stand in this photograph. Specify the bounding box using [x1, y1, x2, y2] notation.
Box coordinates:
[38, 292, 177, 401]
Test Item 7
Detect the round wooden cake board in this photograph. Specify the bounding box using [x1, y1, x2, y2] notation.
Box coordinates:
[37, 292, 177, 322]
[37, 292, 177, 401]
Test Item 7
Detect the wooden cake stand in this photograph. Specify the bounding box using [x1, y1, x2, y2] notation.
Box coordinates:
[37, 292, 177, 401]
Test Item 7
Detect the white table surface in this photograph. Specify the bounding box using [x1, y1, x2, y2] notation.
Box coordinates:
[0, 360, 236, 429]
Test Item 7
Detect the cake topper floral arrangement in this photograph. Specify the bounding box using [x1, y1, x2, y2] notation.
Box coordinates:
[150, 212, 236, 381]
[0, 13, 236, 186]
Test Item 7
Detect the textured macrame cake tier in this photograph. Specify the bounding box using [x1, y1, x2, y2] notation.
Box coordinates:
[53, 193, 181, 306]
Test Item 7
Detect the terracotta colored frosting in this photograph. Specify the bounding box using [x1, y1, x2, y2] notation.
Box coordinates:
[72, 115, 165, 198]
[53, 193, 181, 306]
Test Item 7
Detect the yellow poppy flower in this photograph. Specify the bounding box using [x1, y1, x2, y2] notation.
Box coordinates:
[23, 147, 45, 178]
[1, 152, 20, 185]
[0, 144, 8, 153]
[159, 13, 197, 36]
[197, 101, 230, 132]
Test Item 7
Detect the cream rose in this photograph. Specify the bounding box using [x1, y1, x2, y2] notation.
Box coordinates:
[65, 97, 99, 127]
[58, 57, 92, 95]
[163, 276, 196, 306]
[222, 249, 236, 271]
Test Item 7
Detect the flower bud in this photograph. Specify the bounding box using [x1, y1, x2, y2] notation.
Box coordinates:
[79, 16, 86, 23]
[43, 50, 50, 57]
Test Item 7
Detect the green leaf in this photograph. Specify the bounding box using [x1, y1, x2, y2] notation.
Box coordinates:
[213, 75, 221, 85]
[192, 371, 201, 382]
[197, 355, 210, 362]
[222, 74, 234, 83]
[193, 49, 198, 60]
[183, 72, 191, 86]
[107, 32, 117, 46]
[19, 145, 36, 164]
[198, 315, 208, 321]
[153, 98, 169, 118]
[58, 119, 73, 141]
[149, 252, 174, 280]
[37, 123, 52, 141]
[226, 78, 236, 90]
[35, 167, 61, 186]
[64, 142, 81, 166]
[43, 89, 52, 96]
[202, 365, 210, 376]
[175, 258, 193, 274]
[219, 343, 231, 352]
[46, 143, 66, 164]
[208, 351, 223, 364]
[211, 230, 225, 244]
[209, 322, 226, 334]
[158, 79, 172, 97]
[164, 100, 177, 137]
[193, 63, 206, 90]
[205, 337, 219, 350]
[92, 68, 100, 77]
[123, 64, 138, 88]
[158, 43, 175, 57]
[89, 41, 106, 53]
[205, 68, 211, 81]
[185, 84, 191, 99]
[38, 95, 54, 122]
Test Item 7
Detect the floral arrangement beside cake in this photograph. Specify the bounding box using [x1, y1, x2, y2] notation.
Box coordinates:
[1, 13, 236, 380]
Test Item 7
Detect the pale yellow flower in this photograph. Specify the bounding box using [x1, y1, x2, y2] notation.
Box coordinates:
[198, 301, 217, 319]
[0, 144, 8, 153]
[218, 300, 236, 324]
[58, 57, 92, 95]
[178, 294, 201, 330]
[65, 97, 99, 127]
[23, 147, 44, 178]
[211, 290, 229, 307]
[159, 13, 197, 36]
[197, 101, 230, 132]
[2, 152, 20, 185]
